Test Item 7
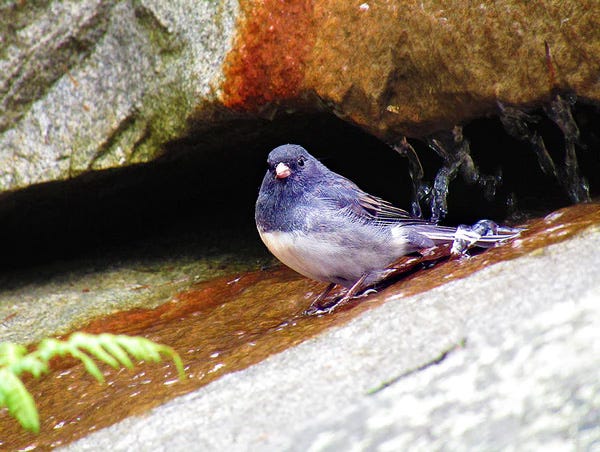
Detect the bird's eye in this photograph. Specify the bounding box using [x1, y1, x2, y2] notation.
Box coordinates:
[297, 157, 305, 167]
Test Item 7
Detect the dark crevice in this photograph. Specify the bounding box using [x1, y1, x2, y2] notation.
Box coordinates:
[0, 102, 598, 276]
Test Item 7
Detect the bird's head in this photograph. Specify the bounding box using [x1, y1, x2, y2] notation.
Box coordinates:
[265, 144, 322, 183]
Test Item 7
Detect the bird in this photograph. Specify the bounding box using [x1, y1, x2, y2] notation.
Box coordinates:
[255, 144, 519, 314]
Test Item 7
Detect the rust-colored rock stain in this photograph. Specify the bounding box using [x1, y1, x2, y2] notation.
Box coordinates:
[1, 203, 599, 449]
[221, 0, 315, 108]
[221, 0, 600, 137]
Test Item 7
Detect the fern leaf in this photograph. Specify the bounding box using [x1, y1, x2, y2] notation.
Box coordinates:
[115, 335, 161, 362]
[0, 343, 49, 378]
[64, 333, 185, 380]
[36, 338, 67, 361]
[0, 342, 27, 367]
[164, 347, 185, 379]
[0, 333, 186, 434]
[115, 335, 185, 378]
[153, 343, 186, 379]
[12, 355, 50, 379]
[0, 369, 40, 433]
[95, 335, 134, 369]
[68, 333, 123, 369]
[69, 349, 106, 383]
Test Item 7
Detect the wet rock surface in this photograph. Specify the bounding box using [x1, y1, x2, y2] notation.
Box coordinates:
[0, 204, 598, 449]
[0, 230, 268, 345]
[61, 207, 600, 451]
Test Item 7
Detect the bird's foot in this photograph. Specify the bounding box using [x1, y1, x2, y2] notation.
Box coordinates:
[451, 220, 498, 255]
[304, 274, 372, 316]
[357, 288, 378, 298]
[303, 298, 339, 316]
[451, 220, 521, 255]
[303, 287, 379, 316]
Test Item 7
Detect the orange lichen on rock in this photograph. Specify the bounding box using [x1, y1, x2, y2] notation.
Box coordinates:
[221, 0, 315, 109]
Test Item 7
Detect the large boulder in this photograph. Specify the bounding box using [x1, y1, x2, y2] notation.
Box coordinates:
[1, 0, 598, 193]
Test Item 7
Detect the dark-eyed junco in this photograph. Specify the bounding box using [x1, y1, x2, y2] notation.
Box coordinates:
[255, 144, 519, 313]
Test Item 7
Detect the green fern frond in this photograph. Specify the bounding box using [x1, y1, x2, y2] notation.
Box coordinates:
[0, 342, 28, 366]
[0, 368, 40, 433]
[0, 342, 49, 378]
[0, 333, 186, 433]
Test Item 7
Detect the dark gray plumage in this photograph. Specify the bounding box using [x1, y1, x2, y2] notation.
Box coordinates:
[255, 144, 517, 310]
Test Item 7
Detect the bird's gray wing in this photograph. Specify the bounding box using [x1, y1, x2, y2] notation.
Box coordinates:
[312, 174, 520, 250]
[314, 176, 428, 226]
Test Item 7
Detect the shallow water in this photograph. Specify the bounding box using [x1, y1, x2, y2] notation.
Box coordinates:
[1, 203, 599, 449]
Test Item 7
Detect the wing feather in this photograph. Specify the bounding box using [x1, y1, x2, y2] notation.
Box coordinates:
[314, 176, 428, 226]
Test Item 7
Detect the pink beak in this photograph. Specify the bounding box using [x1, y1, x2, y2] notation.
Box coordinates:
[275, 162, 291, 179]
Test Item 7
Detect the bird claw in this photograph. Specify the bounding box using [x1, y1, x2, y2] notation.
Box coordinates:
[303, 296, 343, 315]
[303, 304, 335, 316]
[450, 219, 521, 255]
[451, 220, 493, 255]
[357, 288, 378, 298]
[303, 286, 377, 316]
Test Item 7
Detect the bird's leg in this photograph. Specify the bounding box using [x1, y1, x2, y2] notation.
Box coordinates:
[337, 273, 369, 306]
[304, 282, 336, 314]
[314, 282, 336, 305]
[306, 273, 370, 315]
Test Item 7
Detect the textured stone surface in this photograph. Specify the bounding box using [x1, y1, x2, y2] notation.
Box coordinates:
[0, 0, 238, 192]
[224, 0, 600, 137]
[2, 0, 598, 194]
[0, 232, 268, 345]
[63, 226, 600, 451]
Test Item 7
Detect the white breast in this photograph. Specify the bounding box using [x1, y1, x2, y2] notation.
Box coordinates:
[258, 227, 403, 287]
[259, 229, 336, 282]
